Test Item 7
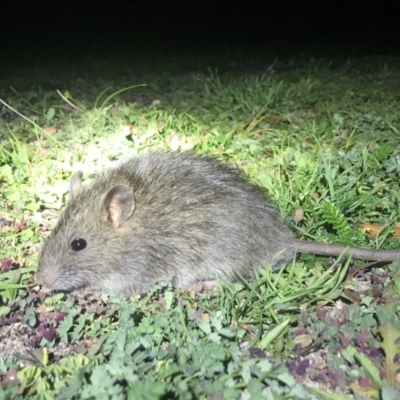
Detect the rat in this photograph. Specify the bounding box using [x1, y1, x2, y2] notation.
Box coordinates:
[35, 152, 400, 295]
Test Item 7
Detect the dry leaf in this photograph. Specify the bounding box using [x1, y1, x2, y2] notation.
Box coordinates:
[43, 127, 57, 135]
[358, 223, 400, 239]
[293, 207, 304, 225]
[201, 313, 210, 322]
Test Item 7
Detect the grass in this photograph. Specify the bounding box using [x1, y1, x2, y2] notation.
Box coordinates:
[1, 50, 400, 399]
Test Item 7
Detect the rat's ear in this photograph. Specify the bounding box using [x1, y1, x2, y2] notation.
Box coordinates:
[70, 171, 83, 198]
[101, 184, 135, 229]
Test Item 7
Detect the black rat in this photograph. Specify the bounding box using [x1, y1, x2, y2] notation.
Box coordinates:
[35, 152, 400, 295]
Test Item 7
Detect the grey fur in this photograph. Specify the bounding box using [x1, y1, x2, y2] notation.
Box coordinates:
[35, 152, 400, 296]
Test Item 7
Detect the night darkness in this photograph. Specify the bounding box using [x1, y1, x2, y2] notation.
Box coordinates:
[1, 0, 400, 63]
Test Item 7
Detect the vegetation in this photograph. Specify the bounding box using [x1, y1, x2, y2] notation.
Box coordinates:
[1, 51, 400, 399]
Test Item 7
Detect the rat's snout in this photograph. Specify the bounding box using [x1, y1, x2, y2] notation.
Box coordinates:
[34, 268, 57, 289]
[34, 269, 43, 284]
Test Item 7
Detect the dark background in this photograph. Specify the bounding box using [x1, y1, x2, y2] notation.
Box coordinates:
[1, 0, 399, 62]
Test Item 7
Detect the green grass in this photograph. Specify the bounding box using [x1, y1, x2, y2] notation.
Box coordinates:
[1, 51, 400, 399]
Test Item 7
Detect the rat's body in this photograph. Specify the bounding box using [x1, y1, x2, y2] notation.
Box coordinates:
[35, 152, 400, 295]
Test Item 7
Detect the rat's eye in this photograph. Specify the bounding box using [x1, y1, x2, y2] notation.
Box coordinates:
[71, 238, 87, 251]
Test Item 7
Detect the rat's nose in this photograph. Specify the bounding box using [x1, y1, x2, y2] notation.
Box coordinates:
[34, 268, 55, 288]
[34, 269, 45, 285]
